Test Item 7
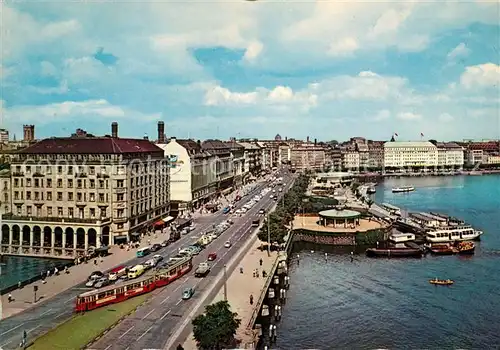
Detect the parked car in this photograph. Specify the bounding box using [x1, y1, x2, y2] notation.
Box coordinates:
[182, 287, 195, 300]
[161, 240, 170, 247]
[153, 254, 163, 262]
[150, 243, 162, 252]
[85, 275, 100, 287]
[207, 252, 217, 261]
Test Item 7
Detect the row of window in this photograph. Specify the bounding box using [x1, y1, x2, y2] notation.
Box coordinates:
[14, 205, 107, 218]
[14, 177, 109, 189]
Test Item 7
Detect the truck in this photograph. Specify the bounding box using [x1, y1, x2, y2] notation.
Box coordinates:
[195, 262, 211, 278]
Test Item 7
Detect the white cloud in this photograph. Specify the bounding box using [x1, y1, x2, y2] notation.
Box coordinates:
[438, 113, 454, 122]
[397, 112, 422, 121]
[372, 110, 391, 121]
[460, 63, 500, 89]
[447, 43, 470, 60]
[205, 86, 258, 106]
[2, 99, 160, 125]
[243, 41, 263, 62]
[328, 37, 358, 57]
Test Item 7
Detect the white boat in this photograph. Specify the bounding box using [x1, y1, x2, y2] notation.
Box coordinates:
[426, 225, 483, 243]
[389, 233, 416, 243]
[392, 186, 415, 193]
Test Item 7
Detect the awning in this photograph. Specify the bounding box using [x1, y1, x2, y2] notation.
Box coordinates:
[154, 220, 165, 227]
[130, 232, 141, 236]
[162, 216, 174, 223]
[114, 235, 128, 241]
[221, 187, 233, 195]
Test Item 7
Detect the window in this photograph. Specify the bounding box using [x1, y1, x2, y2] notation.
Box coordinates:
[57, 179, 62, 188]
[34, 192, 39, 201]
[99, 193, 105, 202]
[26, 178, 31, 187]
[14, 191, 19, 200]
[68, 192, 73, 201]
[100, 208, 107, 218]
[68, 179, 73, 188]
[117, 193, 124, 201]
[58, 166, 62, 174]
[14, 179, 19, 188]
[68, 207, 74, 217]
[34, 179, 40, 188]
[99, 180, 105, 189]
[26, 166, 31, 174]
[89, 166, 95, 175]
[4, 193, 8, 201]
[77, 180, 82, 189]
[57, 192, 63, 201]
[26, 191, 31, 200]
[117, 209, 124, 217]
[46, 166, 52, 175]
[117, 180, 124, 188]
[90, 208, 95, 218]
[77, 193, 83, 202]
[68, 166, 73, 175]
[17, 206, 21, 215]
[47, 206, 52, 216]
[90, 180, 95, 188]
[27, 206, 32, 215]
[89, 193, 95, 202]
[58, 207, 63, 216]
[47, 179, 52, 188]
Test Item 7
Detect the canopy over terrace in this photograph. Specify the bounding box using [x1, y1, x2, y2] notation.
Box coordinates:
[318, 208, 361, 229]
[153, 216, 175, 228]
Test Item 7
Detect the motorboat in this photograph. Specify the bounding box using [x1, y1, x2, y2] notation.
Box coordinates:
[392, 186, 415, 193]
[429, 278, 454, 286]
[366, 247, 423, 258]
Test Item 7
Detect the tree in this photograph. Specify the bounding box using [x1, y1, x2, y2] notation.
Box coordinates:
[192, 300, 241, 350]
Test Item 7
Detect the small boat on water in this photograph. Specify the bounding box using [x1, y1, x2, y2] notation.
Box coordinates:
[366, 247, 423, 258]
[392, 186, 415, 193]
[429, 278, 454, 286]
[427, 241, 475, 255]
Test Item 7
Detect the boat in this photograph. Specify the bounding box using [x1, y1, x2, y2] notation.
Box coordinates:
[429, 278, 454, 286]
[456, 241, 475, 254]
[366, 247, 423, 258]
[426, 225, 483, 243]
[392, 186, 415, 193]
[389, 233, 415, 244]
[427, 241, 475, 255]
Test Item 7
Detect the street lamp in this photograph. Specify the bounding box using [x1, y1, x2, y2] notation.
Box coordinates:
[267, 212, 271, 257]
[223, 264, 228, 301]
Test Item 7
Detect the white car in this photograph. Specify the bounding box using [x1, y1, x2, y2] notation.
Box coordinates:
[224, 241, 231, 248]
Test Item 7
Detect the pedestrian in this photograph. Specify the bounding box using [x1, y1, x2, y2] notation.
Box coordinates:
[47, 270, 50, 278]
[259, 258, 263, 266]
[249, 294, 254, 305]
[18, 281, 21, 289]
[240, 267, 243, 274]
[8, 293, 13, 302]
[253, 269, 256, 278]
[94, 259, 97, 265]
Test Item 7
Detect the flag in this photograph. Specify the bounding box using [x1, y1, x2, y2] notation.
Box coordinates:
[394, 133, 398, 137]
[421, 132, 424, 137]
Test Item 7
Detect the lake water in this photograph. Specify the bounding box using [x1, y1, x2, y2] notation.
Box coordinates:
[0, 255, 67, 291]
[276, 175, 500, 349]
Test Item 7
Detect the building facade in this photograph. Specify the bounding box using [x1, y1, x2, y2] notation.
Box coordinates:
[435, 142, 464, 167]
[238, 141, 262, 176]
[0, 123, 170, 258]
[384, 141, 438, 168]
[201, 140, 234, 195]
[289, 143, 326, 171]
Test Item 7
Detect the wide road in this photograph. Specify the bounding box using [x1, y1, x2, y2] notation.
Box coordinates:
[0, 174, 285, 350]
[88, 173, 294, 350]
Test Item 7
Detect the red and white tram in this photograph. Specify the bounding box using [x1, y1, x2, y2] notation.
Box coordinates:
[75, 257, 192, 312]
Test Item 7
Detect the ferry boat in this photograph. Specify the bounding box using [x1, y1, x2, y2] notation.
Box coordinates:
[75, 257, 192, 312]
[429, 278, 454, 286]
[389, 233, 415, 244]
[426, 241, 475, 255]
[426, 225, 483, 243]
[392, 186, 415, 193]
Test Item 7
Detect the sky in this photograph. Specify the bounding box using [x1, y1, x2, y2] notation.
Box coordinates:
[1, 1, 499, 142]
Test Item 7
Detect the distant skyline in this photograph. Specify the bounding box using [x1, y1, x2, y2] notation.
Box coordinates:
[1, 2, 499, 141]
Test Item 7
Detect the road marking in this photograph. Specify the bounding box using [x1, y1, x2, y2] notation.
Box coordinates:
[137, 325, 153, 342]
[0, 323, 23, 337]
[160, 295, 171, 304]
[118, 325, 134, 339]
[28, 325, 41, 333]
[141, 308, 156, 320]
[55, 311, 67, 318]
[64, 296, 74, 304]
[104, 345, 112, 350]
[175, 299, 182, 305]
[39, 308, 53, 316]
[160, 310, 171, 320]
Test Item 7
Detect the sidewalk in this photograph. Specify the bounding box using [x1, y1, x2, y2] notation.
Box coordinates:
[0, 232, 170, 319]
[183, 238, 278, 349]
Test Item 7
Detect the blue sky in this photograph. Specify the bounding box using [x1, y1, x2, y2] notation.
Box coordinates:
[1, 1, 499, 142]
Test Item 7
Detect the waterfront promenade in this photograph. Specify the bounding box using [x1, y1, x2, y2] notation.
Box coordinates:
[181, 237, 277, 349]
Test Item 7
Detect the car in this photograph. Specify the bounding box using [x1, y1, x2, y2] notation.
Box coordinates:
[85, 276, 100, 287]
[207, 253, 217, 261]
[182, 287, 195, 300]
[93, 277, 110, 289]
[259, 209, 266, 214]
[224, 241, 231, 248]
[161, 240, 169, 247]
[150, 243, 162, 252]
[153, 254, 163, 262]
[89, 271, 104, 279]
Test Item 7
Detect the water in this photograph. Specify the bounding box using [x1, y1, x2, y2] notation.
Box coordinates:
[276, 175, 500, 349]
[0, 255, 67, 291]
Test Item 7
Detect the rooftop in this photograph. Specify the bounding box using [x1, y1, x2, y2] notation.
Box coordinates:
[17, 137, 163, 155]
[384, 141, 436, 148]
[319, 208, 361, 219]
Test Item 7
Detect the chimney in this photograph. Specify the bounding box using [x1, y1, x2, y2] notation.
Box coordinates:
[307, 136, 310, 143]
[314, 138, 317, 145]
[111, 122, 118, 138]
[157, 121, 165, 143]
[143, 133, 148, 140]
[23, 125, 35, 142]
[285, 136, 288, 141]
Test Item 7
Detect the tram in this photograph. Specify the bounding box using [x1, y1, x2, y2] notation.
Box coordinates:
[75, 257, 192, 312]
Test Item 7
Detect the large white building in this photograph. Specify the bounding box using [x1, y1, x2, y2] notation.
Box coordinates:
[436, 142, 464, 167]
[158, 138, 216, 215]
[384, 141, 438, 168]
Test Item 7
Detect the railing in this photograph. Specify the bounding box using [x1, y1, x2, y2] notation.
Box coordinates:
[12, 172, 24, 176]
[1, 213, 111, 224]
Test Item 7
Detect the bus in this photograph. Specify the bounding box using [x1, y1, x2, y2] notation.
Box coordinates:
[75, 257, 192, 312]
[136, 247, 150, 257]
[128, 265, 145, 279]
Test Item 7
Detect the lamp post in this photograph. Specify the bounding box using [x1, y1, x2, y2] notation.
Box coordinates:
[223, 264, 228, 301]
[267, 213, 271, 257]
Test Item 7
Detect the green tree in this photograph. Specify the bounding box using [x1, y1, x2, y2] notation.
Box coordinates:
[192, 300, 241, 350]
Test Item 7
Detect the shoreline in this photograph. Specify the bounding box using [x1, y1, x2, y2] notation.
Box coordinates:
[356, 169, 500, 178]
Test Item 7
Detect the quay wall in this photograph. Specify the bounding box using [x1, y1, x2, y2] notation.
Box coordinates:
[291, 228, 390, 246]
